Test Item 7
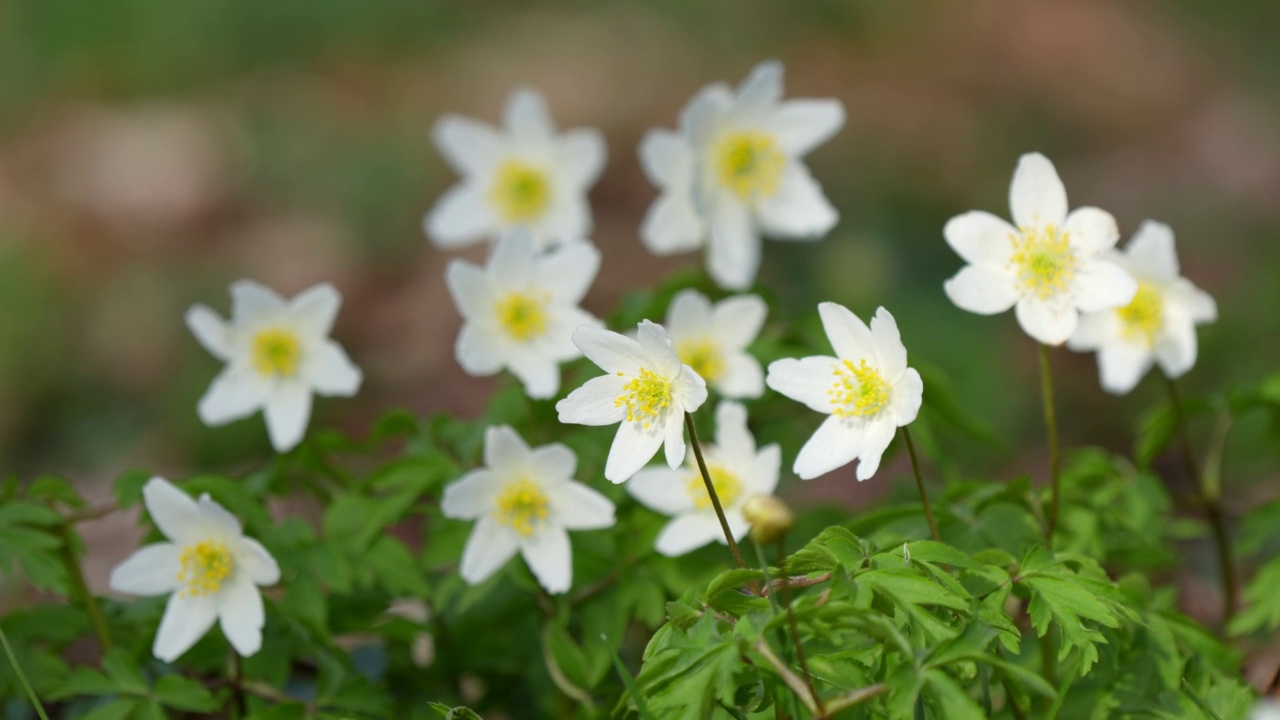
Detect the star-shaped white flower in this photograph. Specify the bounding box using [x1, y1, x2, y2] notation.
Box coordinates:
[766, 304, 922, 481]
[186, 281, 362, 453]
[425, 87, 606, 251]
[556, 321, 709, 483]
[446, 230, 602, 399]
[109, 477, 280, 662]
[942, 152, 1138, 345]
[663, 289, 767, 399]
[639, 60, 845, 290]
[441, 425, 615, 594]
[628, 401, 780, 556]
[1066, 220, 1217, 395]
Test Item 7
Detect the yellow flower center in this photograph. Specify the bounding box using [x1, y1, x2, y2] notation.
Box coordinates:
[714, 131, 785, 200]
[252, 328, 301, 378]
[177, 540, 234, 597]
[828, 359, 890, 419]
[1009, 225, 1077, 300]
[495, 291, 550, 342]
[685, 465, 742, 511]
[614, 368, 672, 429]
[495, 478, 550, 538]
[676, 339, 725, 384]
[1116, 282, 1164, 346]
[490, 161, 552, 222]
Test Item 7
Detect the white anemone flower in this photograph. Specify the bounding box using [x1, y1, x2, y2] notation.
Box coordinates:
[639, 60, 845, 291]
[1251, 701, 1280, 720]
[186, 281, 362, 453]
[628, 401, 780, 556]
[556, 321, 709, 483]
[109, 477, 280, 662]
[942, 152, 1138, 346]
[441, 425, 615, 593]
[1067, 220, 1217, 394]
[445, 229, 602, 399]
[766, 304, 923, 481]
[663, 289, 767, 399]
[425, 87, 606, 250]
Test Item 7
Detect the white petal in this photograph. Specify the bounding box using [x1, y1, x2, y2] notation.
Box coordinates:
[504, 87, 556, 142]
[445, 260, 493, 320]
[433, 115, 504, 176]
[605, 421, 665, 483]
[1154, 317, 1198, 379]
[1009, 153, 1068, 230]
[555, 128, 606, 188]
[713, 401, 755, 460]
[520, 526, 572, 594]
[943, 211, 1018, 267]
[197, 369, 267, 426]
[890, 368, 924, 427]
[1172, 279, 1217, 323]
[641, 191, 704, 255]
[535, 241, 600, 306]
[706, 197, 759, 291]
[425, 184, 496, 250]
[1098, 342, 1153, 395]
[1015, 296, 1078, 346]
[109, 544, 181, 596]
[1063, 207, 1120, 262]
[217, 577, 265, 657]
[143, 478, 215, 546]
[654, 514, 722, 557]
[732, 60, 784, 120]
[750, 444, 782, 496]
[556, 374, 627, 426]
[572, 325, 644, 375]
[537, 193, 592, 247]
[459, 517, 519, 585]
[819, 302, 878, 364]
[639, 129, 694, 189]
[680, 83, 732, 147]
[665, 289, 713, 342]
[710, 294, 767, 349]
[287, 283, 341, 339]
[488, 230, 536, 289]
[1073, 260, 1137, 313]
[196, 495, 242, 537]
[530, 443, 577, 481]
[794, 415, 864, 481]
[234, 538, 280, 586]
[627, 467, 694, 515]
[507, 352, 561, 400]
[756, 162, 838, 238]
[869, 307, 908, 381]
[854, 419, 896, 481]
[636, 320, 681, 378]
[763, 99, 845, 156]
[672, 366, 709, 414]
[231, 280, 286, 326]
[540, 306, 599, 362]
[944, 265, 1019, 315]
[302, 341, 361, 396]
[153, 593, 218, 663]
[1065, 311, 1115, 351]
[766, 356, 839, 414]
[263, 380, 312, 453]
[551, 483, 615, 530]
[1124, 220, 1180, 280]
[484, 425, 530, 469]
[442, 470, 499, 520]
[663, 410, 686, 469]
[716, 353, 764, 399]
[186, 305, 231, 360]
[455, 323, 504, 376]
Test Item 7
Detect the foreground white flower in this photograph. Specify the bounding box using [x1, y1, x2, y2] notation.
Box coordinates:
[628, 401, 780, 556]
[186, 281, 362, 452]
[639, 60, 845, 290]
[1066, 220, 1217, 394]
[441, 425, 615, 593]
[663, 289, 767, 398]
[109, 477, 280, 662]
[425, 87, 606, 250]
[446, 230, 601, 398]
[766, 304, 922, 481]
[556, 321, 709, 483]
[942, 152, 1138, 345]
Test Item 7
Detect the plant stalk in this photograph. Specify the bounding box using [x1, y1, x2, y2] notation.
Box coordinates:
[1038, 344, 1062, 542]
[901, 427, 940, 542]
[684, 412, 748, 571]
[753, 542, 803, 720]
[55, 521, 112, 652]
[229, 650, 248, 719]
[776, 540, 823, 717]
[0, 627, 51, 720]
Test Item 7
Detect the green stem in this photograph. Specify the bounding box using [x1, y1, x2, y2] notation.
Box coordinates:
[684, 412, 749, 572]
[55, 521, 112, 652]
[753, 542, 803, 720]
[229, 650, 247, 719]
[0, 627, 51, 720]
[1038, 629, 1057, 697]
[776, 541, 823, 717]
[1038, 344, 1062, 542]
[901, 427, 940, 542]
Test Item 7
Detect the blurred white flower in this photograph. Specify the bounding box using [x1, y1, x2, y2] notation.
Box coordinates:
[1067, 220, 1217, 394]
[639, 60, 844, 290]
[556, 321, 708, 483]
[942, 152, 1138, 345]
[628, 401, 780, 556]
[109, 477, 280, 662]
[766, 304, 922, 481]
[441, 426, 615, 594]
[446, 230, 601, 399]
[663, 289, 767, 399]
[186, 281, 362, 452]
[425, 87, 606, 250]
[1251, 701, 1280, 720]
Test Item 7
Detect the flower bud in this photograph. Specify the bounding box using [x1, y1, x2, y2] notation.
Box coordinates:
[742, 495, 794, 545]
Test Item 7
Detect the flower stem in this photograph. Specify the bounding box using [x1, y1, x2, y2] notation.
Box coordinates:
[684, 412, 748, 571]
[752, 542, 804, 720]
[776, 539, 823, 717]
[0, 627, 51, 720]
[1038, 344, 1062, 542]
[55, 521, 111, 652]
[901, 427, 940, 542]
[229, 650, 247, 719]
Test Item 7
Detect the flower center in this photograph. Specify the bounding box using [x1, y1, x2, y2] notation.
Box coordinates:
[252, 328, 301, 378]
[714, 131, 785, 200]
[1116, 282, 1164, 346]
[177, 540, 234, 597]
[685, 465, 742, 511]
[494, 291, 551, 342]
[495, 478, 550, 538]
[676, 339, 725, 384]
[829, 359, 890, 419]
[490, 162, 552, 222]
[614, 368, 672, 429]
[1009, 225, 1077, 300]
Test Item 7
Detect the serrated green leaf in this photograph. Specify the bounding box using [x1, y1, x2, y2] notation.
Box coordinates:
[154, 674, 218, 712]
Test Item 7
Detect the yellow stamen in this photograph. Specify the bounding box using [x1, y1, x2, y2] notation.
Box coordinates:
[1116, 282, 1164, 346]
[177, 540, 234, 597]
[490, 161, 552, 222]
[685, 465, 742, 510]
[828, 359, 890, 419]
[495, 478, 550, 538]
[252, 328, 301, 378]
[1009, 225, 1077, 300]
[495, 291, 551, 342]
[714, 131, 785, 200]
[614, 368, 672, 430]
[676, 339, 725, 384]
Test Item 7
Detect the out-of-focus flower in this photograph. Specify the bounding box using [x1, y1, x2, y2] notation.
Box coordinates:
[186, 281, 361, 452]
[742, 495, 795, 545]
[628, 401, 780, 555]
[639, 60, 845, 290]
[766, 304, 922, 481]
[446, 230, 601, 399]
[1250, 701, 1280, 720]
[663, 289, 767, 399]
[942, 152, 1137, 345]
[425, 88, 606, 250]
[556, 321, 708, 483]
[109, 477, 280, 662]
[441, 426, 615, 594]
[1067, 221, 1217, 394]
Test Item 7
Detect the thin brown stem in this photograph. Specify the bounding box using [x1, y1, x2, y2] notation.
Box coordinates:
[229, 651, 247, 719]
[65, 503, 117, 524]
[684, 412, 748, 571]
[901, 427, 940, 542]
[54, 521, 111, 652]
[777, 541, 822, 717]
[1038, 344, 1062, 541]
[753, 640, 819, 716]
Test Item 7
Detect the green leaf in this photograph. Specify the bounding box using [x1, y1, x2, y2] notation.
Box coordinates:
[924, 668, 986, 720]
[365, 536, 430, 596]
[787, 526, 865, 574]
[78, 698, 142, 720]
[48, 667, 117, 699]
[541, 623, 594, 695]
[100, 648, 148, 695]
[154, 674, 219, 712]
[112, 469, 152, 510]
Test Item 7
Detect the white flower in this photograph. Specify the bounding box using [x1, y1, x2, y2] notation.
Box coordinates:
[1066, 220, 1217, 394]
[186, 280, 362, 453]
[628, 401, 780, 556]
[425, 87, 606, 251]
[556, 320, 709, 483]
[639, 60, 845, 291]
[1251, 701, 1280, 720]
[766, 304, 923, 481]
[446, 230, 602, 399]
[942, 152, 1138, 345]
[441, 425, 615, 593]
[663, 289, 767, 398]
[109, 477, 280, 662]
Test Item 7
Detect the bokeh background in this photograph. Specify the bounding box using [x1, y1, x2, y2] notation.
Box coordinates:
[3, 0, 1280, 664]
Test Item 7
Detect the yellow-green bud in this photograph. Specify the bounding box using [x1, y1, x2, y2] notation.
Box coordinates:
[742, 495, 794, 544]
